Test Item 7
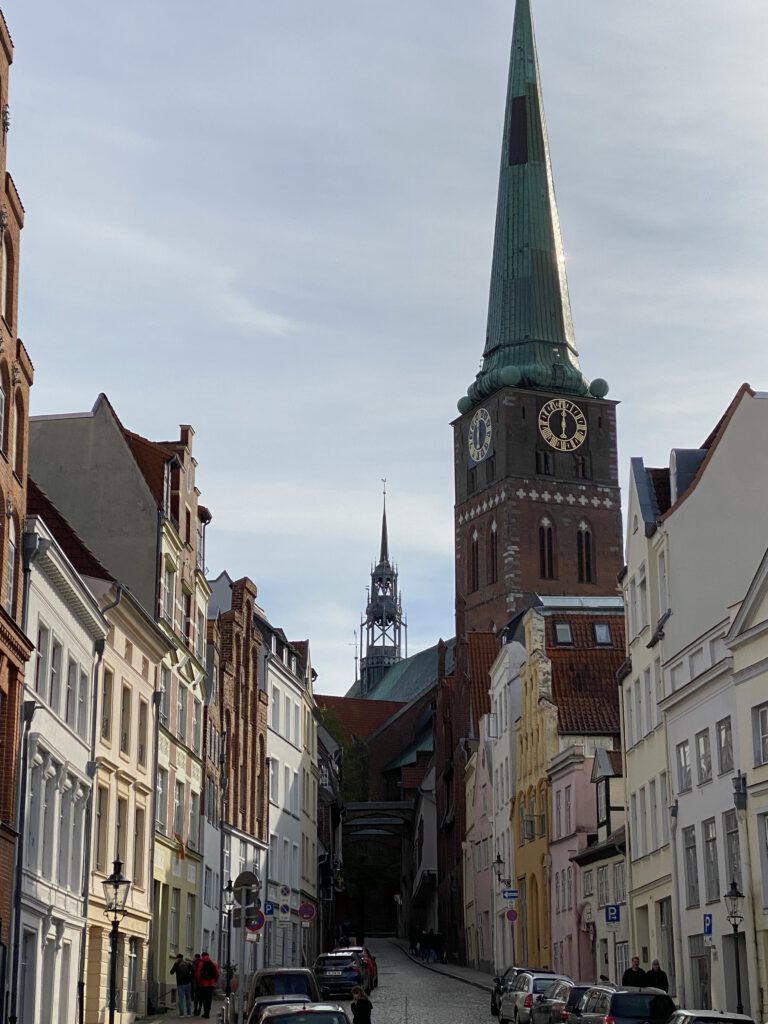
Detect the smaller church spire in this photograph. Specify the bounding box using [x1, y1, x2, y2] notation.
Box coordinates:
[380, 478, 390, 565]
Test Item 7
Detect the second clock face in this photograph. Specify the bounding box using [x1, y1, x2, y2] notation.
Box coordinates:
[468, 407, 492, 462]
[538, 399, 587, 451]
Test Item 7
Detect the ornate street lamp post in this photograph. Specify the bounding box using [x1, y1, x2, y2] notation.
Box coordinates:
[102, 858, 132, 1024]
[223, 879, 235, 999]
[493, 854, 511, 887]
[724, 879, 745, 1014]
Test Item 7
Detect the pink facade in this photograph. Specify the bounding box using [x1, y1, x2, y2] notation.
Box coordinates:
[467, 738, 495, 971]
[548, 746, 598, 980]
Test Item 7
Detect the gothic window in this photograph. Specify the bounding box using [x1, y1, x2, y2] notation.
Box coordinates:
[536, 449, 554, 476]
[0, 233, 11, 325]
[577, 521, 593, 583]
[538, 518, 555, 579]
[574, 454, 591, 479]
[469, 529, 480, 592]
[13, 391, 23, 479]
[487, 521, 498, 585]
[6, 515, 15, 615]
[485, 457, 496, 485]
[467, 466, 477, 494]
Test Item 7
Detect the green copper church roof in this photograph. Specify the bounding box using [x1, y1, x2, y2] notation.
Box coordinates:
[459, 0, 608, 412]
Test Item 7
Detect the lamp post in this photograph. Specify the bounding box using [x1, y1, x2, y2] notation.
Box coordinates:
[493, 854, 511, 887]
[102, 858, 131, 1024]
[223, 879, 235, 999]
[724, 879, 744, 1014]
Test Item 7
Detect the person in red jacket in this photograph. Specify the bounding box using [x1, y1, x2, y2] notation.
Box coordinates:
[194, 952, 221, 1019]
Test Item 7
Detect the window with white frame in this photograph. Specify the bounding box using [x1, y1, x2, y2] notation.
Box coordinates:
[614, 861, 626, 903]
[649, 779, 659, 852]
[173, 780, 184, 835]
[582, 869, 593, 897]
[157, 767, 168, 834]
[703, 818, 720, 903]
[625, 690, 634, 747]
[555, 873, 560, 912]
[615, 942, 630, 982]
[654, 657, 664, 707]
[565, 786, 572, 834]
[696, 729, 712, 785]
[683, 825, 700, 907]
[638, 565, 648, 630]
[77, 669, 88, 739]
[160, 666, 170, 726]
[717, 717, 734, 774]
[567, 866, 573, 908]
[677, 740, 692, 791]
[639, 787, 648, 857]
[660, 772, 670, 844]
[270, 758, 279, 804]
[723, 809, 741, 890]
[634, 680, 642, 739]
[630, 792, 638, 860]
[170, 888, 180, 949]
[597, 866, 609, 907]
[284, 695, 291, 742]
[102, 668, 114, 741]
[271, 687, 280, 732]
[644, 668, 654, 732]
[658, 551, 668, 614]
[176, 684, 187, 743]
[555, 790, 561, 838]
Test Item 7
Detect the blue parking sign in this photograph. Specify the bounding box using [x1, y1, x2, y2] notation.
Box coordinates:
[704, 913, 712, 935]
[264, 901, 275, 917]
[605, 904, 621, 923]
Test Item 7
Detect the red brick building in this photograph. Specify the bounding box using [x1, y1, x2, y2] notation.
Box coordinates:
[0, 8, 35, 1003]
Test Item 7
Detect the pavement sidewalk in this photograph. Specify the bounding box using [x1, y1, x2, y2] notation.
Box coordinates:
[389, 938, 495, 994]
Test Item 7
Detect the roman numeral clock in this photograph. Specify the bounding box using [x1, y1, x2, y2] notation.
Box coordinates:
[538, 398, 587, 453]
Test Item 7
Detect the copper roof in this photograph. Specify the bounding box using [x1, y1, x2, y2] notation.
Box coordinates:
[316, 695, 405, 740]
[27, 477, 113, 582]
[545, 614, 623, 735]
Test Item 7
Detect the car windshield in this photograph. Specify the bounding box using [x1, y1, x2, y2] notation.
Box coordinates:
[256, 977, 313, 996]
[316, 955, 355, 968]
[613, 995, 676, 1019]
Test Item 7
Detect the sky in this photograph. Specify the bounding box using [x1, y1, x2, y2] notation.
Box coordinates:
[4, 1, 768, 695]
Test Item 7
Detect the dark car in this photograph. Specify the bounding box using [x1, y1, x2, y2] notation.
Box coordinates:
[667, 1012, 754, 1024]
[246, 968, 323, 1017]
[257, 1003, 352, 1024]
[333, 946, 378, 988]
[531, 982, 594, 1024]
[500, 972, 573, 1024]
[314, 952, 371, 997]
[572, 986, 675, 1024]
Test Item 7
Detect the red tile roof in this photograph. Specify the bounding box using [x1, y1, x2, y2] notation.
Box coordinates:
[315, 695, 405, 740]
[545, 614, 624, 736]
[466, 631, 498, 728]
[27, 477, 113, 582]
[123, 428, 171, 505]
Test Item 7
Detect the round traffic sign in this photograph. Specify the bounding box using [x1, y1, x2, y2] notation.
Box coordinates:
[506, 908, 518, 922]
[246, 911, 266, 932]
[299, 902, 316, 922]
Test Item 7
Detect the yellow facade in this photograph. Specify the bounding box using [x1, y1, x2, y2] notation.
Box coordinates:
[513, 609, 558, 969]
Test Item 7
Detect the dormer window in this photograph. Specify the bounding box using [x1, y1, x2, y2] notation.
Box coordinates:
[594, 623, 612, 646]
[554, 622, 572, 645]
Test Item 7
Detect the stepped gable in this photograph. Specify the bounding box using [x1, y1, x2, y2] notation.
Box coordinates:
[316, 694, 405, 740]
[545, 614, 623, 736]
[27, 477, 113, 582]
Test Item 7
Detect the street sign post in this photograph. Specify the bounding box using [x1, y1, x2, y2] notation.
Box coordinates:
[605, 905, 620, 930]
[502, 889, 519, 900]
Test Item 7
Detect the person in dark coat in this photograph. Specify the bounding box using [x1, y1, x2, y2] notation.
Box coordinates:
[622, 956, 647, 986]
[351, 987, 372, 1024]
[192, 954, 202, 1015]
[645, 960, 669, 992]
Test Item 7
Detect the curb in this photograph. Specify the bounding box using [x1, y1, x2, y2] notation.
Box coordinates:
[388, 939, 494, 995]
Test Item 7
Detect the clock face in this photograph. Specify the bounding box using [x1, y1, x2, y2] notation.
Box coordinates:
[468, 407, 492, 462]
[538, 399, 587, 451]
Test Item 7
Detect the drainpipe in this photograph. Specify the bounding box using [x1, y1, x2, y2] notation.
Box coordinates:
[668, 802, 686, 1008]
[78, 584, 121, 1024]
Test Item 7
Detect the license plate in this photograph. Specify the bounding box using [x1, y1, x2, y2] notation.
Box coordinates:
[327, 971, 343, 976]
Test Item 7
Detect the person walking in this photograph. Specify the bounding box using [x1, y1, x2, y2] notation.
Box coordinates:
[170, 953, 195, 1017]
[195, 951, 221, 1019]
[351, 986, 372, 1024]
[191, 953, 202, 1015]
[622, 956, 647, 986]
[645, 960, 669, 992]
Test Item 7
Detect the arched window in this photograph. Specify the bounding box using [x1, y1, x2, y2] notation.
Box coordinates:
[469, 529, 480, 592]
[487, 520, 498, 584]
[6, 515, 15, 615]
[0, 234, 10, 324]
[577, 521, 593, 583]
[13, 391, 23, 478]
[538, 518, 555, 579]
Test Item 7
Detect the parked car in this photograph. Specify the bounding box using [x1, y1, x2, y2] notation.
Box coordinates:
[247, 997, 314, 1024]
[256, 1003, 352, 1024]
[571, 986, 675, 1024]
[493, 969, 556, 1018]
[333, 946, 378, 988]
[246, 968, 323, 1017]
[531, 981, 595, 1024]
[500, 972, 573, 1024]
[667, 1013, 754, 1024]
[313, 952, 371, 997]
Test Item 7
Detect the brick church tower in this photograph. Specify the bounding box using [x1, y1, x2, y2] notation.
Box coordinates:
[453, 0, 623, 633]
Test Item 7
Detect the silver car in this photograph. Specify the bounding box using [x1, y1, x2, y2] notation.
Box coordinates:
[500, 972, 573, 1024]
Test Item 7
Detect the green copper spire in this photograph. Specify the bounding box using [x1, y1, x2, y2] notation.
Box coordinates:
[460, 0, 608, 412]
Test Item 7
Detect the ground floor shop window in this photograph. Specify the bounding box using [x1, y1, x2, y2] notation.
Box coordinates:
[688, 934, 711, 1008]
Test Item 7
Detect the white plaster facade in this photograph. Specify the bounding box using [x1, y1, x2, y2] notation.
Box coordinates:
[19, 514, 107, 1024]
[411, 765, 438, 933]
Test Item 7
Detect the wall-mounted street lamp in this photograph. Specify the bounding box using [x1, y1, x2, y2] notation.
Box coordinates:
[103, 858, 132, 1024]
[493, 854, 511, 888]
[724, 879, 745, 1014]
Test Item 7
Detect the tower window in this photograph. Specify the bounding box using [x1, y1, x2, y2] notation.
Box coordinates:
[536, 450, 554, 476]
[469, 530, 480, 593]
[467, 466, 477, 494]
[488, 521, 498, 585]
[485, 457, 495, 484]
[538, 519, 555, 579]
[577, 522, 593, 583]
[574, 454, 591, 479]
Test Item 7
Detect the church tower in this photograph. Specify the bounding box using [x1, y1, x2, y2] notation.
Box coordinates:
[359, 489, 407, 695]
[454, 0, 623, 633]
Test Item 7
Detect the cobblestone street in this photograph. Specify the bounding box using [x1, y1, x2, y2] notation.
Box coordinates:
[364, 941, 491, 1024]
